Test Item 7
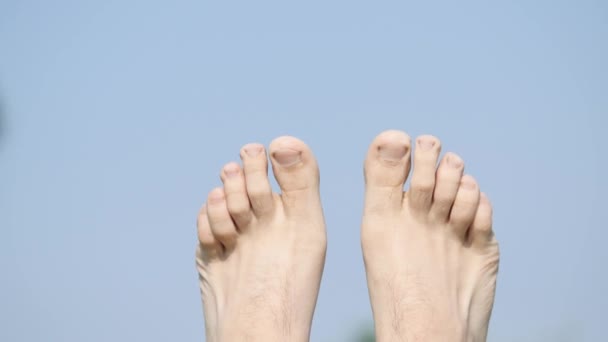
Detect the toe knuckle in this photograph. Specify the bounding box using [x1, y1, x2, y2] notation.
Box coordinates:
[227, 207, 251, 222]
[432, 193, 453, 204]
[197, 229, 216, 246]
[213, 228, 237, 241]
[247, 186, 270, 200]
[198, 237, 217, 249]
[413, 181, 435, 192]
[227, 200, 248, 213]
[475, 221, 493, 233]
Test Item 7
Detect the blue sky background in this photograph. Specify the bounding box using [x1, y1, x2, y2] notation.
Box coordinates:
[1, 1, 606, 341]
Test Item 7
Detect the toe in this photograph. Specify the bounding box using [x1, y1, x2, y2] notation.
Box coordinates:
[363, 130, 412, 214]
[468, 192, 494, 247]
[240, 143, 275, 216]
[269, 136, 323, 218]
[206, 187, 239, 249]
[221, 162, 253, 229]
[197, 204, 222, 258]
[430, 153, 465, 221]
[269, 136, 320, 192]
[408, 135, 442, 213]
[449, 175, 481, 237]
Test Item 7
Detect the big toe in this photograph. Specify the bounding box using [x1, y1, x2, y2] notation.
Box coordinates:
[269, 136, 322, 216]
[364, 130, 412, 213]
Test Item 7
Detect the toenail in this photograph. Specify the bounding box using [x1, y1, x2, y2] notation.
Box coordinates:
[378, 144, 408, 162]
[273, 149, 302, 167]
[224, 164, 240, 178]
[418, 138, 435, 151]
[461, 180, 477, 189]
[209, 190, 225, 203]
[244, 145, 263, 157]
[447, 154, 463, 168]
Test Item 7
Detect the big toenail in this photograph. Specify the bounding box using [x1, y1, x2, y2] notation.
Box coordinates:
[418, 138, 435, 151]
[244, 146, 263, 157]
[379, 144, 408, 162]
[273, 149, 302, 167]
[447, 154, 463, 168]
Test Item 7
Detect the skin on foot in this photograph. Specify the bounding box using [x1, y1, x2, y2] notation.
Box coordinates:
[195, 137, 327, 342]
[362, 130, 499, 342]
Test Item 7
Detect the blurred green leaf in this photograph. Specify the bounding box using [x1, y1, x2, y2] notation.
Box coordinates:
[356, 328, 375, 342]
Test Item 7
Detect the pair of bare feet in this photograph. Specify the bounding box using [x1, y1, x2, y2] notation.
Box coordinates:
[195, 130, 499, 342]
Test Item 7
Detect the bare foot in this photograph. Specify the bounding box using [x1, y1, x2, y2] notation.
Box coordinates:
[361, 130, 499, 342]
[195, 137, 326, 342]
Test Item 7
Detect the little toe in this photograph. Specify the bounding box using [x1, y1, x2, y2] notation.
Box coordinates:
[196, 204, 222, 259]
[240, 143, 275, 216]
[221, 162, 253, 229]
[449, 175, 481, 237]
[468, 193, 495, 247]
[430, 153, 465, 221]
[408, 135, 442, 213]
[363, 130, 412, 214]
[269, 136, 323, 219]
[206, 187, 239, 250]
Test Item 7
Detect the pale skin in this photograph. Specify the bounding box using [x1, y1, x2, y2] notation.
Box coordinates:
[196, 130, 499, 342]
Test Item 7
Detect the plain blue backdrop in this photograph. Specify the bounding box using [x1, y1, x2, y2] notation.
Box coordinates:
[1, 1, 606, 341]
